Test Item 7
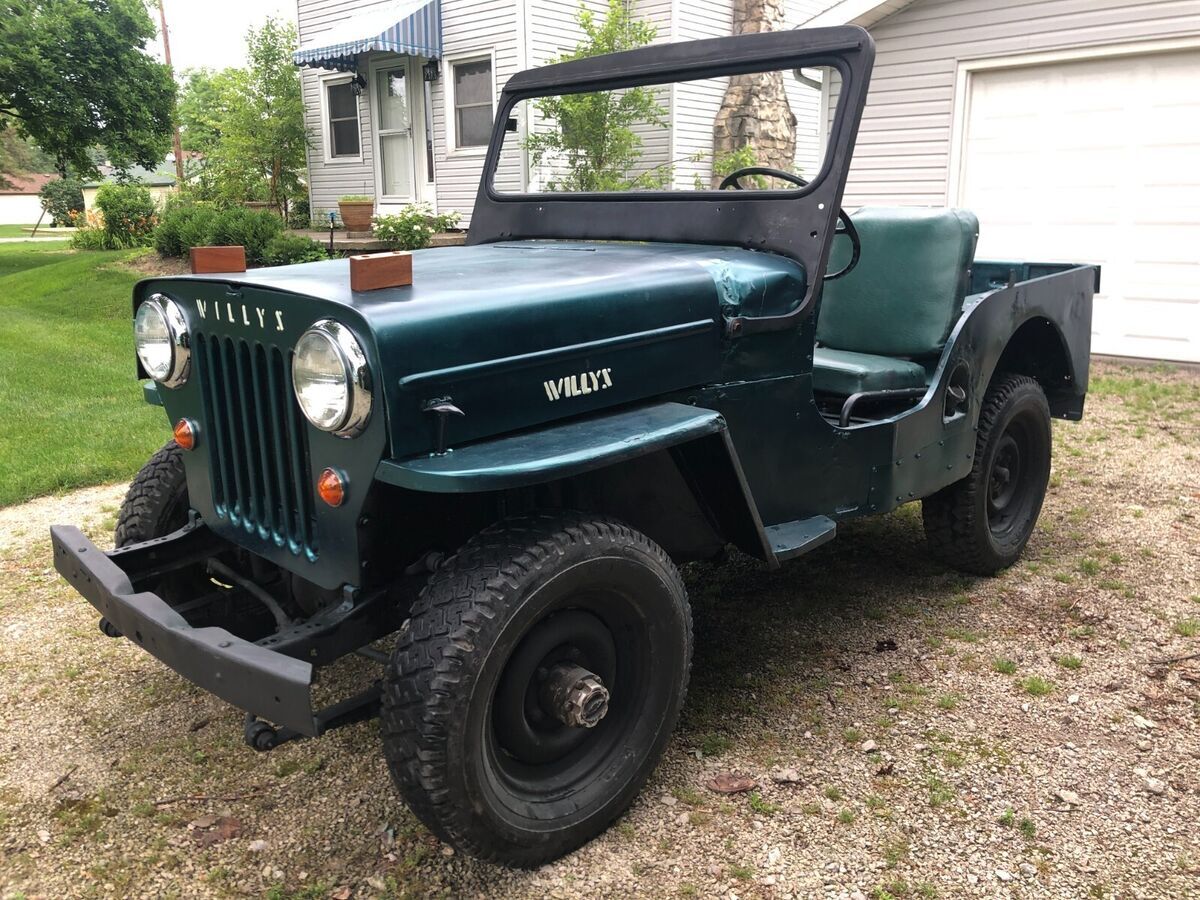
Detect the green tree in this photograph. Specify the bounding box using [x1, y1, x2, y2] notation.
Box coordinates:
[177, 19, 307, 211]
[523, 0, 667, 192]
[0, 0, 175, 177]
[177, 68, 243, 157]
[38, 176, 84, 225]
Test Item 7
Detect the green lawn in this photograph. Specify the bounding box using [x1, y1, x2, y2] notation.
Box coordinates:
[0, 243, 166, 507]
[0, 223, 59, 238]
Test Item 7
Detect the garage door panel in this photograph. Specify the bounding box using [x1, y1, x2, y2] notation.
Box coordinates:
[961, 49, 1200, 362]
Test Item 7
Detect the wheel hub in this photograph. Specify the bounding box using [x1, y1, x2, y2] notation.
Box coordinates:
[539, 663, 610, 729]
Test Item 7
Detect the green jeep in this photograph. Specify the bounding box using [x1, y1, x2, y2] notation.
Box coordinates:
[52, 26, 1097, 865]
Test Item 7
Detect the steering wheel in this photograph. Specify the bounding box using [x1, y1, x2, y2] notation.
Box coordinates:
[718, 166, 860, 280]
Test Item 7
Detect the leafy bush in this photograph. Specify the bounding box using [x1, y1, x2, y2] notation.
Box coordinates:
[68, 211, 112, 250]
[372, 204, 460, 251]
[210, 207, 285, 264]
[263, 234, 327, 266]
[286, 196, 310, 230]
[153, 202, 283, 264]
[39, 177, 84, 226]
[154, 201, 221, 258]
[94, 183, 158, 247]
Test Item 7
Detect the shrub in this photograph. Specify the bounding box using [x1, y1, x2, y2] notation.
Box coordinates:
[153, 203, 284, 264]
[154, 201, 221, 258]
[209, 207, 284, 264]
[39, 177, 85, 226]
[263, 234, 327, 266]
[372, 204, 460, 251]
[94, 183, 158, 248]
[286, 197, 310, 230]
[68, 211, 112, 250]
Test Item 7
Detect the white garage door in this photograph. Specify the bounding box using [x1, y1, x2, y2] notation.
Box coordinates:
[959, 49, 1200, 363]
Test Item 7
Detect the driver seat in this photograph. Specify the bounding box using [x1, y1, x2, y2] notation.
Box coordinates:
[812, 207, 979, 397]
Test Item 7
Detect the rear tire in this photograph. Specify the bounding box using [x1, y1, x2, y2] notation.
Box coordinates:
[922, 374, 1052, 575]
[380, 512, 692, 866]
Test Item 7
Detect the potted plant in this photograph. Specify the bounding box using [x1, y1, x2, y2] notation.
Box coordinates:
[338, 195, 374, 232]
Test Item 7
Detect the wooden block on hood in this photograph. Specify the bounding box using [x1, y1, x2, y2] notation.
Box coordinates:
[190, 245, 247, 274]
[350, 251, 413, 291]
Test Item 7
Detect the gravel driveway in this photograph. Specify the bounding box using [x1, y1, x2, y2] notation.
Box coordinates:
[1, 361, 1197, 899]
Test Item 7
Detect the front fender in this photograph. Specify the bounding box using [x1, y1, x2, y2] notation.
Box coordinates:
[375, 401, 775, 562]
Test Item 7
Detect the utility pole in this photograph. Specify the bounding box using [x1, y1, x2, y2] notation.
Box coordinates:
[158, 0, 187, 186]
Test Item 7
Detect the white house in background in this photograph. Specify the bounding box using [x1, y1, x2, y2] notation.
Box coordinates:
[0, 173, 54, 225]
[293, 0, 838, 225]
[809, 0, 1200, 363]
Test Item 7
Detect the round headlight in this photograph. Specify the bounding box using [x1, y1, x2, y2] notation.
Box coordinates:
[292, 320, 372, 437]
[134, 295, 189, 388]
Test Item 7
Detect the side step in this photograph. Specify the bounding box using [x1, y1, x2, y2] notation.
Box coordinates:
[764, 516, 837, 564]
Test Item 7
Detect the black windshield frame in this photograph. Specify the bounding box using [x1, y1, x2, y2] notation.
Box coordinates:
[466, 26, 875, 336]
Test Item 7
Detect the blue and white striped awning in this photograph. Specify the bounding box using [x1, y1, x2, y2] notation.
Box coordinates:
[292, 0, 442, 72]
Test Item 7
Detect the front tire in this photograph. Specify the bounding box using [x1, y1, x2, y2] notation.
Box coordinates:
[115, 441, 189, 547]
[922, 374, 1052, 575]
[380, 512, 692, 866]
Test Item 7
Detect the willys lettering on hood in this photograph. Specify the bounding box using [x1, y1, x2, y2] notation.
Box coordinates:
[195, 298, 285, 332]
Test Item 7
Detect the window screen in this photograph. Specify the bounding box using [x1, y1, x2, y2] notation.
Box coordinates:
[453, 58, 493, 148]
[327, 81, 360, 158]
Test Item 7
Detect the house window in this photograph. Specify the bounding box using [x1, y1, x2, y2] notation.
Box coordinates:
[452, 57, 493, 148]
[326, 80, 361, 158]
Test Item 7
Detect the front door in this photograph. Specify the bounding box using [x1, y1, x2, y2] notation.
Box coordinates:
[373, 61, 426, 207]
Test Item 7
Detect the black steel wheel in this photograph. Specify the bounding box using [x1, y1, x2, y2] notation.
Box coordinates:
[380, 512, 692, 866]
[922, 374, 1052, 575]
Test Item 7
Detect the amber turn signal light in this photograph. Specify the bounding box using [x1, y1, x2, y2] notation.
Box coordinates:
[317, 468, 346, 507]
[173, 418, 197, 451]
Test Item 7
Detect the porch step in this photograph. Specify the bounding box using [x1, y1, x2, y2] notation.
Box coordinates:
[764, 516, 837, 563]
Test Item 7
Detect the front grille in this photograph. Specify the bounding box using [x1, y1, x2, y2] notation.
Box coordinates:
[194, 334, 317, 559]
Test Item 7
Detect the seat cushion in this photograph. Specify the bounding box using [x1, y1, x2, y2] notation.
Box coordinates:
[812, 347, 928, 396]
[817, 207, 979, 358]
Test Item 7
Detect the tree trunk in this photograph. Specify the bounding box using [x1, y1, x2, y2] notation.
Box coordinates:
[711, 0, 796, 186]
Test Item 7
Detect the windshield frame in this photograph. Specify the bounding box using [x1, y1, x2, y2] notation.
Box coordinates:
[465, 27, 876, 337]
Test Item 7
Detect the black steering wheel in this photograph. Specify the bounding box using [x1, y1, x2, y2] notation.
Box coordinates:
[718, 166, 860, 280]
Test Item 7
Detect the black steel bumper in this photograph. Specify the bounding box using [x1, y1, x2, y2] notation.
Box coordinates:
[50, 524, 320, 736]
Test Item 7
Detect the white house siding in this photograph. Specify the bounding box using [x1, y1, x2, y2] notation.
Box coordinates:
[0, 194, 45, 225]
[669, 0, 733, 189]
[297, 0, 383, 219]
[431, 0, 524, 218]
[827, 0, 1200, 208]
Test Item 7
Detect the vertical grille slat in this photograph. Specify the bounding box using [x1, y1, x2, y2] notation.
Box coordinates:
[249, 345, 279, 538]
[266, 347, 301, 549]
[283, 349, 316, 554]
[192, 330, 316, 559]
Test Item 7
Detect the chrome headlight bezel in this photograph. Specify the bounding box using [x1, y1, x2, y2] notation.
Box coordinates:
[291, 319, 372, 438]
[134, 294, 190, 388]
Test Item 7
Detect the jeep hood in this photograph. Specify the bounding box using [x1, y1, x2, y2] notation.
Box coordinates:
[153, 240, 806, 457]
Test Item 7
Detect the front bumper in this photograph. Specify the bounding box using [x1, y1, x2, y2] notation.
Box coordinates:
[50, 523, 319, 736]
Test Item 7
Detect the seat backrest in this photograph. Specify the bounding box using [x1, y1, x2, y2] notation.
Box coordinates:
[816, 207, 979, 358]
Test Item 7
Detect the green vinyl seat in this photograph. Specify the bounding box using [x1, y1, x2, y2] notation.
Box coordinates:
[812, 207, 979, 396]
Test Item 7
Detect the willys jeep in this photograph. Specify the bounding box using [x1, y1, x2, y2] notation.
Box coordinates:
[52, 26, 1097, 865]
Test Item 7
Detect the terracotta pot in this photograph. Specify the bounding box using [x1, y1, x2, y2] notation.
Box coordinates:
[338, 199, 375, 232]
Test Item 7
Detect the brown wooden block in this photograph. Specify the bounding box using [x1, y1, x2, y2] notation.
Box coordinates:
[190, 245, 247, 274]
[350, 251, 413, 291]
